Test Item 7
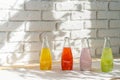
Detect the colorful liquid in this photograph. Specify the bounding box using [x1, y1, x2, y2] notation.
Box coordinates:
[40, 48, 52, 70]
[80, 48, 92, 71]
[61, 47, 73, 70]
[101, 48, 113, 72]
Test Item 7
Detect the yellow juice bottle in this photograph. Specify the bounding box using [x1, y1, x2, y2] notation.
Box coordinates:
[39, 36, 52, 70]
[101, 37, 113, 72]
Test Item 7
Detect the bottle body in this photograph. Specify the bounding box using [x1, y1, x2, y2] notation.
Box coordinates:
[101, 37, 113, 72]
[61, 47, 73, 70]
[80, 48, 92, 71]
[40, 48, 52, 70]
[101, 48, 113, 72]
[39, 36, 52, 70]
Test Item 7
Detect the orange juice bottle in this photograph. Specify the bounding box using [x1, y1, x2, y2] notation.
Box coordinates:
[61, 37, 73, 70]
[101, 37, 113, 72]
[40, 36, 52, 70]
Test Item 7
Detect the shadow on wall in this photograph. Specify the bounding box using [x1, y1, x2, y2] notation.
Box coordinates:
[0, 0, 76, 65]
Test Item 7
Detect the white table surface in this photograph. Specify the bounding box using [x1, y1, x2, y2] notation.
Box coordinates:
[0, 60, 120, 80]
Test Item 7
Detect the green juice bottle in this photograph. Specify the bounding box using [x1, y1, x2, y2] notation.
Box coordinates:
[101, 37, 113, 72]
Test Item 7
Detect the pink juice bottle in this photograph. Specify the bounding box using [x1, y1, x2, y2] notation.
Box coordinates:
[80, 38, 92, 71]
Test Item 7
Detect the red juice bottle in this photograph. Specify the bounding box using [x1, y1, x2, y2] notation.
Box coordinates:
[61, 37, 73, 70]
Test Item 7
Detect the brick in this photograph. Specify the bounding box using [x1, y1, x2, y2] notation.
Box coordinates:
[11, 0, 25, 10]
[110, 38, 120, 46]
[71, 30, 96, 39]
[0, 32, 7, 42]
[89, 39, 104, 48]
[39, 31, 55, 42]
[0, 43, 23, 52]
[54, 31, 71, 40]
[0, 10, 9, 20]
[9, 32, 41, 42]
[0, 0, 24, 10]
[110, 20, 120, 28]
[0, 21, 25, 31]
[85, 20, 108, 29]
[0, 1, 12, 9]
[97, 11, 120, 19]
[56, 1, 82, 11]
[112, 47, 120, 57]
[25, 1, 54, 10]
[42, 11, 70, 20]
[98, 29, 120, 37]
[72, 11, 96, 20]
[26, 21, 56, 31]
[24, 32, 41, 42]
[10, 11, 41, 21]
[0, 21, 8, 31]
[8, 32, 26, 42]
[24, 42, 41, 52]
[109, 2, 120, 10]
[57, 21, 84, 30]
[85, 1, 108, 11]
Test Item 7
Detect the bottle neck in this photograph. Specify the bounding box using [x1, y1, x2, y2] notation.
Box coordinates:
[103, 37, 111, 48]
[82, 38, 89, 48]
[42, 36, 49, 48]
[64, 37, 71, 47]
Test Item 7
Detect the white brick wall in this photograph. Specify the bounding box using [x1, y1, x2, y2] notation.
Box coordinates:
[25, 1, 54, 10]
[84, 2, 108, 11]
[0, 0, 120, 65]
[26, 21, 56, 31]
[0, 10, 9, 20]
[71, 29, 96, 39]
[85, 20, 108, 29]
[72, 11, 96, 20]
[109, 2, 120, 10]
[97, 11, 120, 19]
[0, 32, 7, 42]
[57, 21, 84, 30]
[0, 21, 25, 31]
[110, 20, 120, 28]
[10, 11, 41, 21]
[98, 29, 120, 37]
[56, 1, 83, 11]
[42, 11, 70, 20]
[24, 42, 41, 52]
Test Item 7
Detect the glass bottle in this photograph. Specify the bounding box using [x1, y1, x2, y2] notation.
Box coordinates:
[101, 37, 113, 72]
[39, 36, 52, 70]
[80, 38, 92, 71]
[61, 37, 73, 70]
